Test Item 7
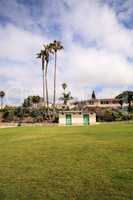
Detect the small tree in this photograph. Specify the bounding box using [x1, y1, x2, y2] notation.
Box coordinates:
[59, 83, 73, 107]
[23, 96, 41, 108]
[2, 109, 14, 122]
[23, 96, 33, 108]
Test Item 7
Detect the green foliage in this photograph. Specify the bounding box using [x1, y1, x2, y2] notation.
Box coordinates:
[96, 108, 133, 122]
[49, 40, 64, 53]
[62, 83, 67, 91]
[59, 83, 73, 105]
[1, 106, 50, 123]
[15, 107, 24, 118]
[2, 105, 133, 123]
[0, 91, 5, 98]
[59, 92, 73, 105]
[116, 91, 133, 112]
[2, 109, 15, 122]
[23, 96, 32, 107]
[23, 96, 41, 108]
[30, 109, 40, 119]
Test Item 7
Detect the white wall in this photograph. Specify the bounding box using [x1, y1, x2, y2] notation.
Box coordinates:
[59, 115, 66, 125]
[72, 115, 83, 125]
[59, 113, 96, 125]
[89, 114, 96, 125]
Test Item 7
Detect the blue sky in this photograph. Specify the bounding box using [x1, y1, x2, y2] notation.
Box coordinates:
[0, 0, 133, 105]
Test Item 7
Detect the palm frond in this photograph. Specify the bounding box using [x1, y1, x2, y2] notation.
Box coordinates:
[36, 53, 41, 58]
[51, 40, 64, 51]
[0, 91, 5, 97]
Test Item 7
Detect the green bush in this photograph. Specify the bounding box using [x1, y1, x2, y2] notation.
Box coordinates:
[2, 109, 15, 122]
[96, 108, 133, 122]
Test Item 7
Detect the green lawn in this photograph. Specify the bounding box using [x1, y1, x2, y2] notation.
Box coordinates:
[0, 124, 133, 200]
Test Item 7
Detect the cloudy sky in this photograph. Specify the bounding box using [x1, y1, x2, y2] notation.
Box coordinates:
[0, 0, 133, 105]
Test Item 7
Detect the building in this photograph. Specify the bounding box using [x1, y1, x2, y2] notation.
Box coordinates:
[70, 90, 128, 109]
[59, 111, 96, 125]
[72, 98, 122, 109]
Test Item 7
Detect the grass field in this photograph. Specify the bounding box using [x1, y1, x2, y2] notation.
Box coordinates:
[0, 124, 133, 200]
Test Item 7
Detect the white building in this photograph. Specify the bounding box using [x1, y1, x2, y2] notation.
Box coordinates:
[72, 98, 123, 109]
[59, 111, 96, 126]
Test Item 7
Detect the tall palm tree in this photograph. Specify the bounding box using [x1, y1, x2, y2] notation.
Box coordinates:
[43, 44, 53, 109]
[37, 50, 46, 107]
[0, 91, 5, 109]
[50, 40, 63, 109]
[44, 45, 49, 109]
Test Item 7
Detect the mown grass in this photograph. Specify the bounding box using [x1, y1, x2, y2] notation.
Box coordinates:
[0, 123, 133, 200]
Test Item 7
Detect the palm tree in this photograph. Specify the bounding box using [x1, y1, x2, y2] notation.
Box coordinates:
[62, 83, 67, 93]
[0, 91, 5, 109]
[43, 44, 53, 109]
[59, 92, 73, 106]
[50, 40, 63, 109]
[32, 96, 41, 108]
[59, 84, 73, 106]
[37, 50, 46, 107]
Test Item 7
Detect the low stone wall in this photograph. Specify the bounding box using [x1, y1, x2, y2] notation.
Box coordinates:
[0, 122, 59, 128]
[0, 123, 18, 128]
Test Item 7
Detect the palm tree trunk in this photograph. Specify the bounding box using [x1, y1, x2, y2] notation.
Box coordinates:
[42, 69, 45, 106]
[42, 57, 45, 107]
[1, 97, 3, 109]
[0, 97, 2, 109]
[45, 62, 49, 109]
[53, 51, 57, 109]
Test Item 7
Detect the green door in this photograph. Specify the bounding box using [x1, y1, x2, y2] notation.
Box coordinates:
[83, 114, 89, 125]
[66, 114, 72, 125]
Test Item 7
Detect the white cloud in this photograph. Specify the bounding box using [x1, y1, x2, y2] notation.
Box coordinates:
[60, 0, 133, 56]
[0, 24, 48, 62]
[0, 0, 133, 104]
[58, 44, 133, 99]
[96, 87, 128, 99]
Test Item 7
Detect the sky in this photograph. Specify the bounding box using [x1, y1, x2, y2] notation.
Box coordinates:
[0, 0, 133, 105]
